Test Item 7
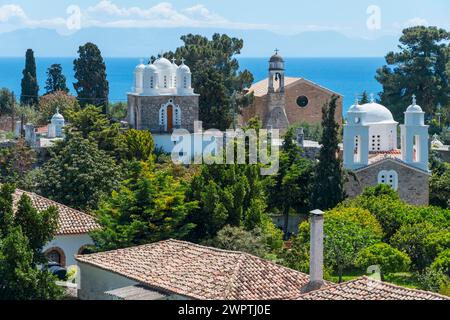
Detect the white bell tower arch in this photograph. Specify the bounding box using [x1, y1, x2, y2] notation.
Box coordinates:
[400, 95, 429, 171]
[343, 99, 370, 170]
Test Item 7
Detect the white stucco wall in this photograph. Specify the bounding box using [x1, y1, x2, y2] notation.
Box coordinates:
[77, 262, 138, 300]
[43, 234, 94, 267]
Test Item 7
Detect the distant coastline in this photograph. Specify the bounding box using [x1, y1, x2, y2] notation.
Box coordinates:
[0, 57, 384, 115]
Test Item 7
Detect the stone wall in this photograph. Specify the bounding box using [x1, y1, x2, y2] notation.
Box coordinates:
[128, 94, 199, 132]
[345, 159, 430, 206]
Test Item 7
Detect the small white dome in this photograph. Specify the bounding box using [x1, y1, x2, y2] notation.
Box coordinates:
[359, 102, 396, 124]
[153, 57, 172, 70]
[178, 63, 191, 73]
[145, 64, 158, 72]
[52, 110, 64, 121]
[406, 103, 423, 112]
[135, 63, 145, 72]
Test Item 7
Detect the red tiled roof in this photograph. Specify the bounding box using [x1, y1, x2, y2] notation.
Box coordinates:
[13, 189, 100, 235]
[76, 239, 313, 300]
[247, 77, 341, 98]
[296, 277, 449, 300]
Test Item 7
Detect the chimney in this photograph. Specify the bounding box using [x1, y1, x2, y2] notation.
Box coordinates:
[302, 209, 325, 293]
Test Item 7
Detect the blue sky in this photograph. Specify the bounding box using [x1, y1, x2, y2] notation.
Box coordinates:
[1, 0, 449, 38]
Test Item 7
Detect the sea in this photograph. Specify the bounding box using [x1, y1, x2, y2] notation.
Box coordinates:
[0, 57, 384, 115]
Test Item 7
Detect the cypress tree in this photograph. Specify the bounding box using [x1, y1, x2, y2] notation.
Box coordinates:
[45, 64, 68, 94]
[312, 95, 346, 210]
[20, 49, 39, 106]
[73, 43, 109, 113]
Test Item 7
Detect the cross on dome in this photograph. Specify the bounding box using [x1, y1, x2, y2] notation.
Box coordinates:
[412, 94, 417, 106]
[180, 58, 186, 64]
[274, 48, 279, 55]
[139, 58, 144, 64]
[370, 93, 375, 103]
[171, 57, 177, 64]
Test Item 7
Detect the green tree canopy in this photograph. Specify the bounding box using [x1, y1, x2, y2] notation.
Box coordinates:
[376, 26, 450, 122]
[91, 161, 197, 251]
[267, 128, 315, 237]
[0, 184, 62, 300]
[355, 243, 411, 279]
[0, 138, 36, 187]
[0, 88, 15, 116]
[45, 64, 69, 95]
[73, 42, 109, 112]
[36, 134, 121, 211]
[20, 49, 39, 106]
[312, 95, 345, 210]
[38, 90, 80, 125]
[165, 33, 254, 130]
[202, 225, 270, 258]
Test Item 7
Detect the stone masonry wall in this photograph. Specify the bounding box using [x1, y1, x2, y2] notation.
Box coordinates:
[129, 95, 199, 132]
[345, 159, 430, 206]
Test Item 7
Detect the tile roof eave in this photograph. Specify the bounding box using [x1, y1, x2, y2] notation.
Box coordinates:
[354, 158, 431, 176]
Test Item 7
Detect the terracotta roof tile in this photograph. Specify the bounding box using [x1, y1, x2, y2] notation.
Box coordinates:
[247, 77, 341, 97]
[76, 239, 312, 300]
[13, 189, 100, 235]
[296, 277, 449, 300]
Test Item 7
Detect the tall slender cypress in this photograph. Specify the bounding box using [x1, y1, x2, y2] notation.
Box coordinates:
[20, 49, 39, 106]
[312, 95, 346, 210]
[73, 43, 109, 113]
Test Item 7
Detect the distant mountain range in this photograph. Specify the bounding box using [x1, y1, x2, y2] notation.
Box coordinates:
[0, 27, 398, 57]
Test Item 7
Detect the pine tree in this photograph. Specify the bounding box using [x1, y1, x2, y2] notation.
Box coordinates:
[91, 161, 198, 251]
[268, 128, 315, 239]
[73, 43, 109, 113]
[360, 91, 370, 104]
[45, 64, 68, 94]
[0, 184, 63, 300]
[20, 49, 39, 106]
[312, 95, 346, 210]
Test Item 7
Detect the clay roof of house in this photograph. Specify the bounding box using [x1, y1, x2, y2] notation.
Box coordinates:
[75, 239, 313, 300]
[13, 189, 100, 235]
[247, 77, 341, 97]
[296, 277, 449, 300]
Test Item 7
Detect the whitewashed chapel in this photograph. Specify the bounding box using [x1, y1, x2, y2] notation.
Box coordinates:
[344, 95, 430, 205]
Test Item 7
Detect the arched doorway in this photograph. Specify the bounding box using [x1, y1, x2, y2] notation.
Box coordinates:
[167, 105, 173, 132]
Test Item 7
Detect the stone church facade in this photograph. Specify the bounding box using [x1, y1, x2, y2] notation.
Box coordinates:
[127, 57, 199, 133]
[240, 51, 343, 130]
[343, 96, 430, 205]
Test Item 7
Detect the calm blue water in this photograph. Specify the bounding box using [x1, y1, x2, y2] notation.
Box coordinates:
[0, 57, 384, 114]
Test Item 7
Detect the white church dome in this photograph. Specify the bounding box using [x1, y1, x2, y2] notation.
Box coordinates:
[178, 63, 191, 73]
[153, 57, 173, 70]
[145, 64, 158, 72]
[360, 102, 396, 124]
[52, 110, 64, 121]
[406, 103, 423, 113]
[135, 63, 146, 72]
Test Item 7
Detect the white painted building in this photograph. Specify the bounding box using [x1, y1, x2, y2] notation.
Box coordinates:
[343, 95, 431, 205]
[13, 189, 99, 268]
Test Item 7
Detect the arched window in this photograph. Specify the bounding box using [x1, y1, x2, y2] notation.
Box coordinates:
[354, 136, 361, 163]
[183, 76, 187, 89]
[150, 76, 154, 88]
[164, 75, 168, 88]
[378, 170, 398, 191]
[44, 247, 66, 267]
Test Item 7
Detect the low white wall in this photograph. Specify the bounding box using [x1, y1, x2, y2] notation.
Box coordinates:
[44, 234, 94, 267]
[78, 262, 138, 300]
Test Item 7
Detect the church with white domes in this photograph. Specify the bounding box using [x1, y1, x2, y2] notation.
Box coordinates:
[127, 57, 199, 134]
[344, 95, 431, 205]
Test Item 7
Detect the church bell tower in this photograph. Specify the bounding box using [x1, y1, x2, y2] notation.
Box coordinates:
[265, 50, 289, 130]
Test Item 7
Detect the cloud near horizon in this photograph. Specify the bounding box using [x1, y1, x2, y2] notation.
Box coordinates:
[0, 1, 434, 37]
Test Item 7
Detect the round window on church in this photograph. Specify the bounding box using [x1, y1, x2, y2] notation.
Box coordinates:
[296, 96, 309, 108]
